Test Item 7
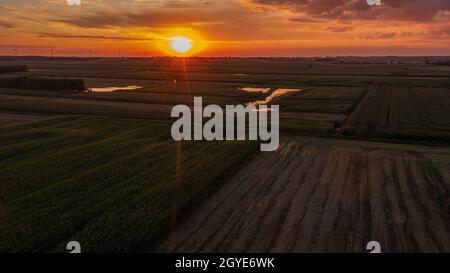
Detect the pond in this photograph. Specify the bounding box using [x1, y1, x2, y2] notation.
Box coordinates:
[239, 87, 271, 94]
[245, 88, 301, 106]
[89, 85, 143, 93]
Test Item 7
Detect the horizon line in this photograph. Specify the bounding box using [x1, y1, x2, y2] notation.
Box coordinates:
[1, 55, 450, 59]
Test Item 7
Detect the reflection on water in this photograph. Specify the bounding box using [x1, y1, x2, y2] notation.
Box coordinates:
[240, 87, 271, 93]
[252, 106, 274, 112]
[89, 85, 143, 93]
[246, 88, 301, 106]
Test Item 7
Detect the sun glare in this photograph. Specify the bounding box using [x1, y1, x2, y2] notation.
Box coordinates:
[170, 36, 193, 54]
[157, 31, 206, 56]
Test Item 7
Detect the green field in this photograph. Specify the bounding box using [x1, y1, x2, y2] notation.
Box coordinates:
[0, 57, 449, 252]
[3, 57, 448, 141]
[343, 84, 450, 141]
[0, 115, 258, 252]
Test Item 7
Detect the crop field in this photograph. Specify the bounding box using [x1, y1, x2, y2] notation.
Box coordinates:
[0, 112, 46, 127]
[3, 57, 448, 140]
[275, 87, 366, 114]
[0, 57, 378, 135]
[159, 138, 450, 253]
[0, 116, 258, 252]
[0, 57, 449, 253]
[343, 85, 450, 141]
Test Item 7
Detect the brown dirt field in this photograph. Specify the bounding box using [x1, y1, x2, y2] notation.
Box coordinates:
[281, 112, 346, 122]
[158, 138, 450, 253]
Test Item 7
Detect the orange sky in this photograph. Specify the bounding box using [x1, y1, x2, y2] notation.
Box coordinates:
[1, 0, 450, 56]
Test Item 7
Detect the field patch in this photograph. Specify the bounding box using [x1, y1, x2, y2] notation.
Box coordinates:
[0, 116, 258, 252]
[0, 112, 47, 127]
[343, 85, 450, 142]
[159, 138, 450, 252]
[274, 87, 366, 114]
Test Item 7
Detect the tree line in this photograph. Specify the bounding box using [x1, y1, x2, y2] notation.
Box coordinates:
[0, 65, 28, 74]
[0, 76, 87, 92]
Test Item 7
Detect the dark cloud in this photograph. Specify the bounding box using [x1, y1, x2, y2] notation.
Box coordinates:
[41, 1, 250, 30]
[326, 26, 353, 32]
[289, 17, 324, 23]
[36, 33, 152, 41]
[50, 7, 250, 29]
[362, 31, 413, 40]
[364, 32, 397, 40]
[0, 18, 17, 28]
[246, 0, 450, 22]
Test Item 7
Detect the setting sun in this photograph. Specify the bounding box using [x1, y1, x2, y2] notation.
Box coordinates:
[170, 36, 193, 54]
[156, 31, 207, 56]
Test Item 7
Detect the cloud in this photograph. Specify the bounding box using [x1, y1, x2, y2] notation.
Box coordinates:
[51, 10, 209, 29]
[0, 18, 17, 29]
[423, 24, 450, 39]
[47, 1, 247, 29]
[245, 0, 450, 22]
[361, 31, 413, 40]
[36, 33, 152, 41]
[326, 26, 353, 32]
[364, 32, 397, 40]
[289, 17, 324, 23]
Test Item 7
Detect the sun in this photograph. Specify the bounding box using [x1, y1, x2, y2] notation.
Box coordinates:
[156, 31, 206, 56]
[170, 36, 193, 54]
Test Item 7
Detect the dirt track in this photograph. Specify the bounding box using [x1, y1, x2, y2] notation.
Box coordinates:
[158, 138, 450, 253]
